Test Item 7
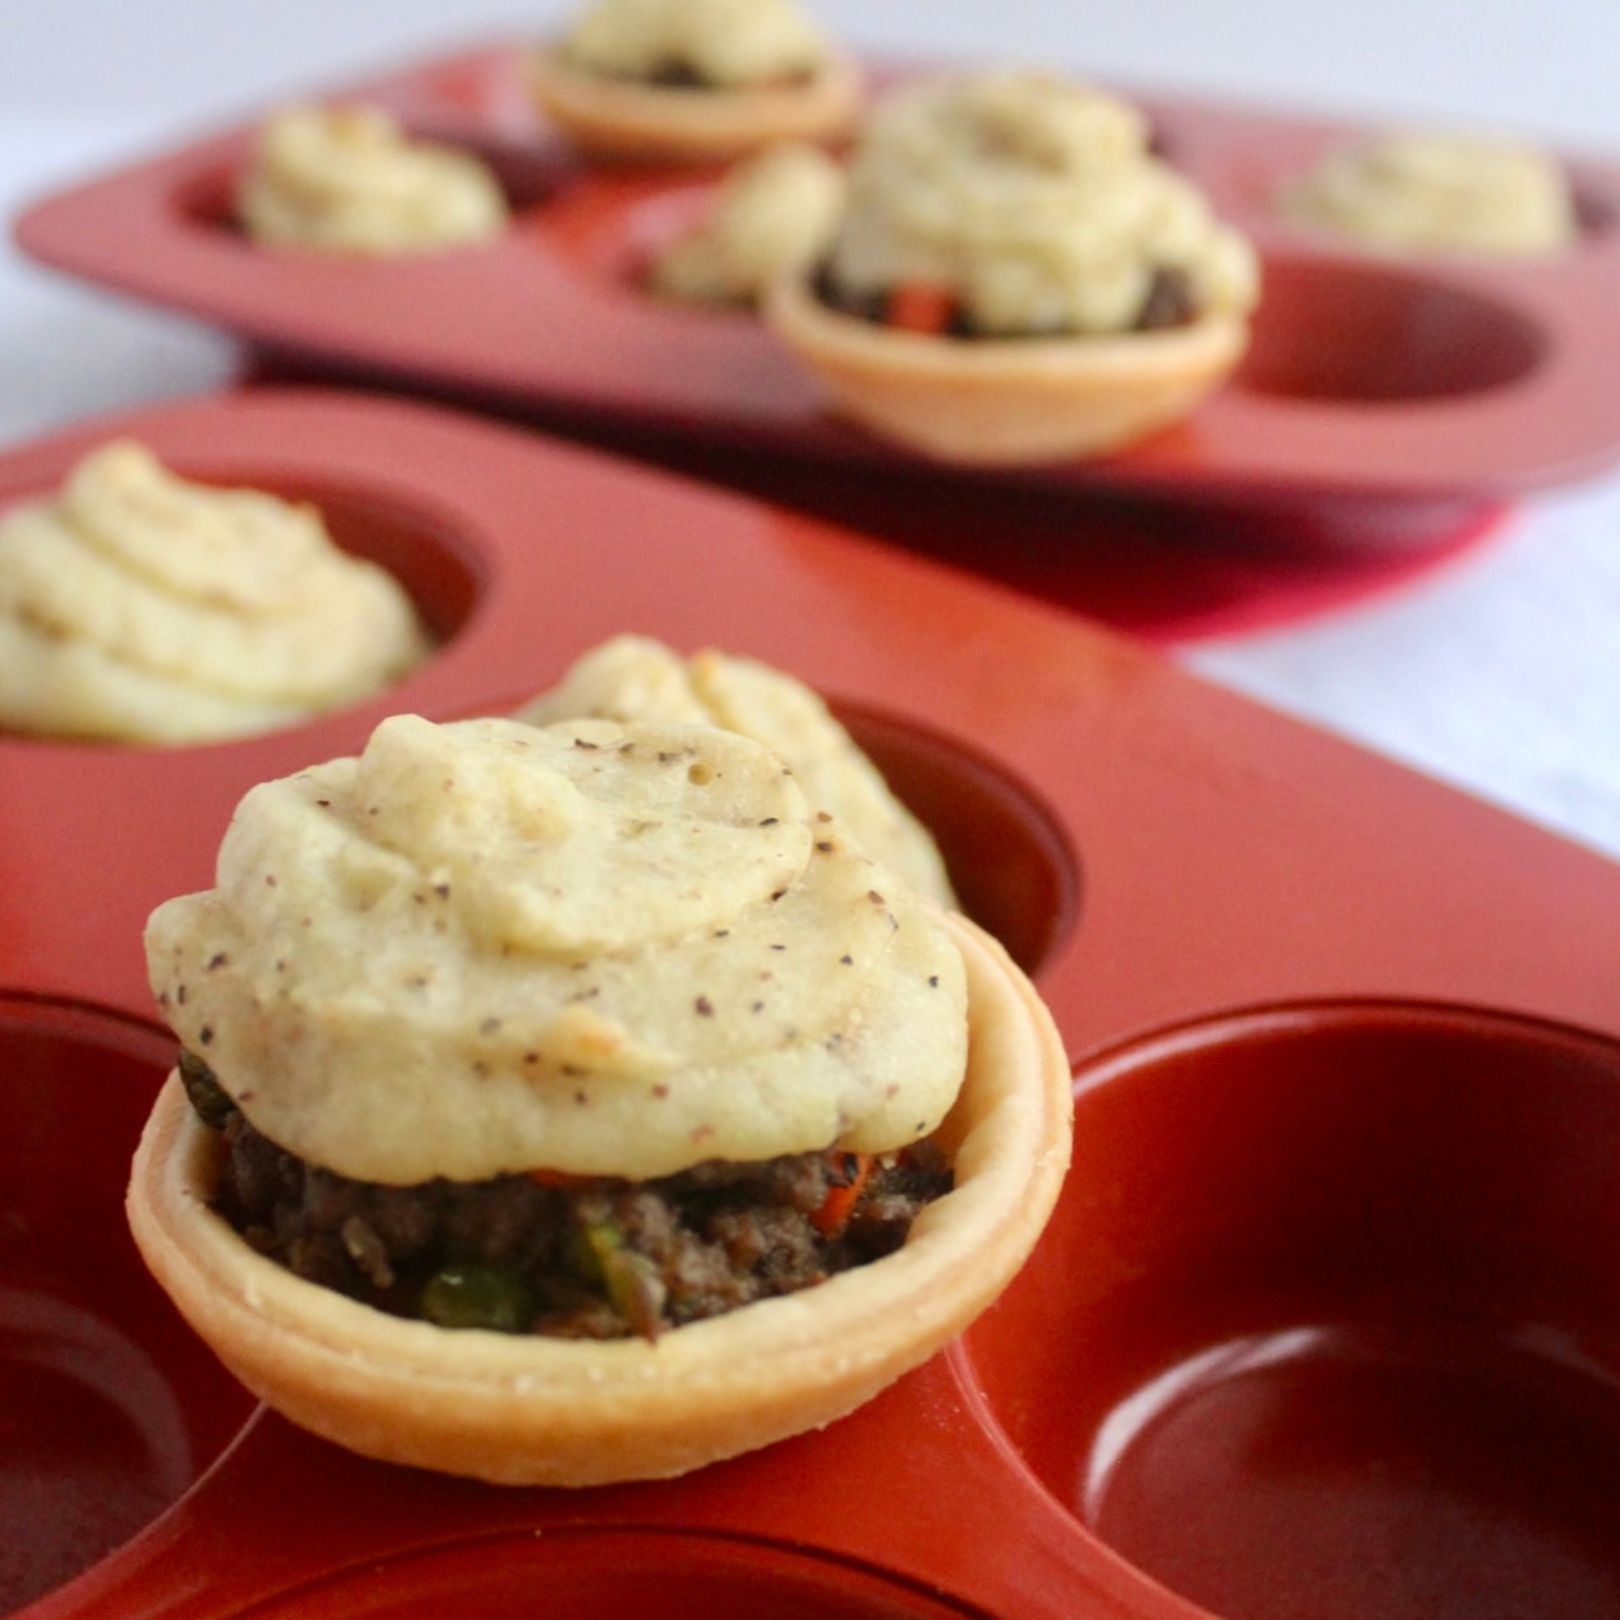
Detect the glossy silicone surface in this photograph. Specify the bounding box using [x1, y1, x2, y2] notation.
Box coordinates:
[4, 389, 1618, 1620]
[14, 46, 1620, 540]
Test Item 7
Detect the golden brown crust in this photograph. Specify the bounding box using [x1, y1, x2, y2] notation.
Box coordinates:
[765, 271, 1250, 465]
[126, 915, 1070, 1485]
[526, 45, 862, 165]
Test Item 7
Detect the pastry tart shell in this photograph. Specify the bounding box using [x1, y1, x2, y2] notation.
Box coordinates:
[766, 272, 1251, 465]
[126, 914, 1072, 1486]
[526, 46, 862, 166]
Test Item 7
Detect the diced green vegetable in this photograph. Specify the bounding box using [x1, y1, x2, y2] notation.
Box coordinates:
[419, 1264, 533, 1333]
[576, 1217, 668, 1341]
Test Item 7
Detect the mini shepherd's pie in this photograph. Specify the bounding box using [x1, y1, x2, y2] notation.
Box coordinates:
[0, 442, 428, 744]
[128, 713, 1070, 1484]
[650, 143, 846, 306]
[518, 635, 955, 907]
[1281, 131, 1578, 257]
[239, 105, 508, 254]
[529, 0, 862, 164]
[766, 71, 1260, 463]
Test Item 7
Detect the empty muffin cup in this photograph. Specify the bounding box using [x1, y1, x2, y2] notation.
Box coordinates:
[962, 1002, 1620, 1620]
[0, 996, 257, 1614]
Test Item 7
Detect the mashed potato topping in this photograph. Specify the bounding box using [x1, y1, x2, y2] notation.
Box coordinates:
[652, 143, 846, 304]
[1281, 131, 1577, 256]
[239, 105, 508, 254]
[146, 714, 968, 1185]
[565, 0, 833, 88]
[519, 635, 956, 908]
[823, 71, 1259, 336]
[0, 443, 428, 744]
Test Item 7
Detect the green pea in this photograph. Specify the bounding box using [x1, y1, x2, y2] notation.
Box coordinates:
[419, 1264, 533, 1333]
[178, 1048, 234, 1130]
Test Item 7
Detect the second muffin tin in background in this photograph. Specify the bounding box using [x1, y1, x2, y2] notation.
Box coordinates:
[15, 44, 1620, 548]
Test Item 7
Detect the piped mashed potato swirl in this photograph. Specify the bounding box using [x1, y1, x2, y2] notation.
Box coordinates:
[824, 71, 1259, 335]
[1281, 131, 1577, 257]
[518, 635, 957, 908]
[0, 442, 428, 744]
[652, 143, 846, 305]
[239, 105, 509, 254]
[565, 0, 833, 88]
[145, 713, 968, 1186]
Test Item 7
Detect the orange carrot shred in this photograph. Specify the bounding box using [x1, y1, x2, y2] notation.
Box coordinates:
[887, 282, 956, 336]
[811, 1152, 874, 1236]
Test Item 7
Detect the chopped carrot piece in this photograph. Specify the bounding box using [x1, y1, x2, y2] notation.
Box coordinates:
[887, 282, 956, 336]
[528, 1167, 589, 1189]
[811, 1152, 874, 1236]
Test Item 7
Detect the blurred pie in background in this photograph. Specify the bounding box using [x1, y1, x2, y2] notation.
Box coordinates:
[239, 104, 509, 254]
[1281, 130, 1577, 256]
[528, 0, 863, 164]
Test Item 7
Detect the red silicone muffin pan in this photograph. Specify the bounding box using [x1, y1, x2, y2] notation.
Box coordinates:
[5, 388, 1620, 1620]
[14, 44, 1620, 547]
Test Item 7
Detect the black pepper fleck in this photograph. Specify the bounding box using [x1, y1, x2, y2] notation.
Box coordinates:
[206, 953, 229, 971]
[198, 1026, 214, 1046]
[695, 995, 714, 1017]
[928, 975, 940, 988]
[868, 890, 885, 905]
[816, 841, 835, 853]
[176, 985, 188, 1005]
[759, 817, 779, 827]
[573, 738, 600, 751]
[840, 954, 853, 965]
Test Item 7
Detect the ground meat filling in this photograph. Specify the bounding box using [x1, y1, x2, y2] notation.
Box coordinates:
[178, 1048, 952, 1342]
[574, 55, 816, 92]
[811, 260, 1202, 337]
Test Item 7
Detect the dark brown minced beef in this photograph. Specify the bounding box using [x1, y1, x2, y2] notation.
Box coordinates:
[178, 1049, 952, 1342]
[811, 261, 1202, 336]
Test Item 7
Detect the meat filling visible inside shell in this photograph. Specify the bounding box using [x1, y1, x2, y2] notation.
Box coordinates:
[180, 1048, 952, 1342]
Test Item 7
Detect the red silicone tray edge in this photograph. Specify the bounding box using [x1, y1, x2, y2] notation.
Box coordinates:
[14, 44, 1620, 526]
[4, 387, 1620, 1620]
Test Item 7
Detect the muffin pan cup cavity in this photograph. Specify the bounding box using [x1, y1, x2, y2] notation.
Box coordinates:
[8, 388, 1620, 1620]
[962, 1003, 1620, 1620]
[0, 997, 256, 1616]
[15, 45, 1620, 536]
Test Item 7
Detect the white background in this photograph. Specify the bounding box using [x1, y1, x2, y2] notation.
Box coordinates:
[4, 1, 1619, 858]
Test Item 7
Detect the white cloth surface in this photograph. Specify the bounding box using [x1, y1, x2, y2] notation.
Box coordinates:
[3, 1, 1618, 861]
